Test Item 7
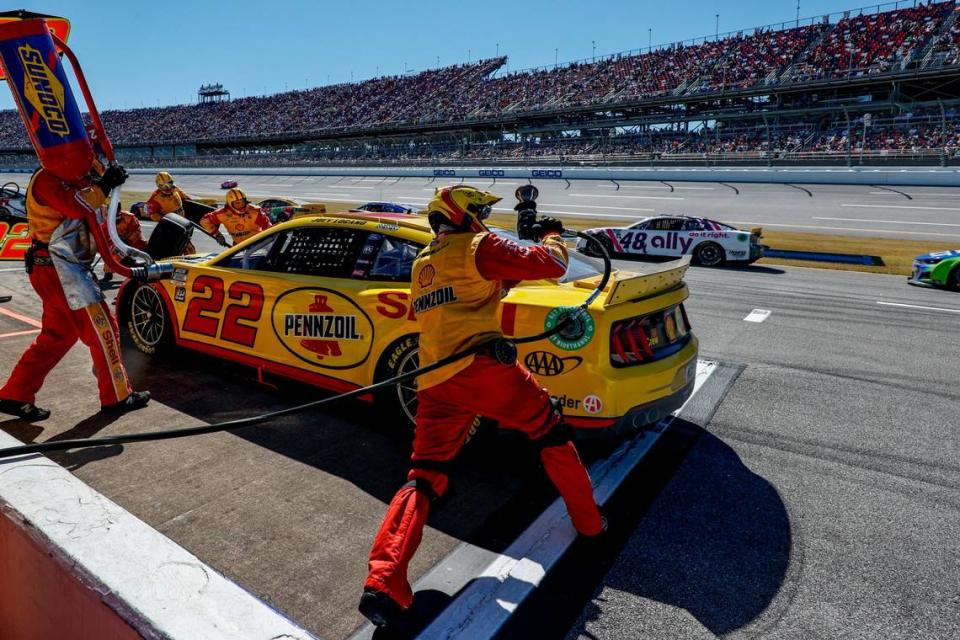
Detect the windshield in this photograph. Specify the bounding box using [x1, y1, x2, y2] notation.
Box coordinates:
[490, 227, 604, 283]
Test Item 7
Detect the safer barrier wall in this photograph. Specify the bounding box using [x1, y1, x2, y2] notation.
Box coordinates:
[125, 165, 960, 187]
[0, 429, 317, 640]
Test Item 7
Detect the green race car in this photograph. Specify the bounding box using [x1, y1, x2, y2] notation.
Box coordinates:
[909, 250, 960, 289]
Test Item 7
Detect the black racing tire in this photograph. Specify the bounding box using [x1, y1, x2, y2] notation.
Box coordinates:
[950, 266, 960, 291]
[374, 334, 482, 443]
[374, 334, 421, 429]
[582, 233, 614, 258]
[694, 241, 725, 267]
[126, 284, 172, 355]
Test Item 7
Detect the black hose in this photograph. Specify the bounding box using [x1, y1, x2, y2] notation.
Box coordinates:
[0, 231, 611, 460]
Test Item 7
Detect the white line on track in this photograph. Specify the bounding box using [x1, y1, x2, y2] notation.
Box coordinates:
[0, 329, 39, 339]
[868, 192, 960, 197]
[876, 301, 960, 314]
[722, 220, 960, 238]
[568, 193, 683, 200]
[813, 217, 960, 227]
[842, 203, 960, 212]
[596, 184, 714, 190]
[743, 309, 771, 323]
[0, 267, 24, 272]
[538, 202, 654, 212]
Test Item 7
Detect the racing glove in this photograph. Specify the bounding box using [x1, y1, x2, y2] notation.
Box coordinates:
[516, 201, 539, 241]
[520, 216, 565, 242]
[535, 216, 564, 239]
[213, 233, 230, 247]
[96, 165, 128, 193]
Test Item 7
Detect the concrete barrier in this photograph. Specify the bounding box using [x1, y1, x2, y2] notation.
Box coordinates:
[128, 165, 960, 187]
[0, 429, 317, 640]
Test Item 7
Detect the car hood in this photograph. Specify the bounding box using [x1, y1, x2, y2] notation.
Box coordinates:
[916, 249, 960, 262]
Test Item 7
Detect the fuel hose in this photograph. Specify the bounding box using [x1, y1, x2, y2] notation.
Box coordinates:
[0, 231, 610, 460]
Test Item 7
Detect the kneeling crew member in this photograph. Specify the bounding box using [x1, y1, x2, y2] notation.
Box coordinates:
[200, 188, 271, 246]
[359, 185, 604, 628]
[0, 164, 150, 421]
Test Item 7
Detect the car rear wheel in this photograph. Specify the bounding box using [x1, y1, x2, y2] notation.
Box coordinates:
[694, 241, 725, 267]
[583, 233, 614, 258]
[127, 284, 171, 355]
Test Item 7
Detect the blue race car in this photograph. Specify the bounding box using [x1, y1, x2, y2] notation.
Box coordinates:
[351, 202, 417, 214]
[908, 250, 960, 289]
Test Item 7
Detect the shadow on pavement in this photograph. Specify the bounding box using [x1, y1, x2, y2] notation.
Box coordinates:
[566, 427, 791, 638]
[115, 343, 594, 552]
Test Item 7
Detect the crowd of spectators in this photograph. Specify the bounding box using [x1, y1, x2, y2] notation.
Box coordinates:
[786, 1, 951, 81]
[0, 2, 957, 150]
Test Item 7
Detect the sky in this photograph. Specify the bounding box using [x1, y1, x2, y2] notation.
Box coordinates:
[0, 0, 921, 111]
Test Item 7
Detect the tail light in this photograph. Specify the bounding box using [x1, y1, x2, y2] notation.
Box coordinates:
[610, 303, 692, 368]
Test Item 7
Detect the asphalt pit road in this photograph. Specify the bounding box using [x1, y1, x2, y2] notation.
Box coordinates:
[562, 427, 791, 639]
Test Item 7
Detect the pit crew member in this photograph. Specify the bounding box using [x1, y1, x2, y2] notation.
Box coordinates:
[359, 185, 604, 628]
[100, 202, 147, 283]
[145, 171, 194, 221]
[0, 165, 150, 421]
[199, 187, 271, 246]
[146, 170, 196, 253]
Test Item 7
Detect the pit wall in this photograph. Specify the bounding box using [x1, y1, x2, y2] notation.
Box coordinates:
[0, 512, 141, 640]
[0, 430, 317, 640]
[119, 165, 960, 187]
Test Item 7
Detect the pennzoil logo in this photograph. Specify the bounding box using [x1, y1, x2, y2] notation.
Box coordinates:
[17, 44, 70, 137]
[271, 288, 374, 370]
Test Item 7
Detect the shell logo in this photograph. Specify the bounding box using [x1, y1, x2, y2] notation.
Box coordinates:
[271, 288, 374, 370]
[417, 264, 436, 288]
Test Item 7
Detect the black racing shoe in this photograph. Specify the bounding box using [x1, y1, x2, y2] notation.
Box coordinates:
[0, 399, 51, 421]
[358, 588, 407, 629]
[102, 391, 151, 414]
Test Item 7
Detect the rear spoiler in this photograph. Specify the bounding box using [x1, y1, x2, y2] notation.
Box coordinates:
[574, 256, 690, 306]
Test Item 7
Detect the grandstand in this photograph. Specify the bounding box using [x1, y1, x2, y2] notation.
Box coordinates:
[1, 0, 960, 167]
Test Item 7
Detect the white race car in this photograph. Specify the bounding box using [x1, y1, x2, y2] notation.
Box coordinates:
[578, 215, 764, 266]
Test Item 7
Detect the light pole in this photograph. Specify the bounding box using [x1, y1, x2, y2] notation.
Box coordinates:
[496, 42, 500, 57]
[554, 47, 558, 68]
[796, 0, 800, 27]
[715, 14, 719, 39]
[648, 28, 652, 51]
[468, 49, 471, 62]
[592, 40, 596, 62]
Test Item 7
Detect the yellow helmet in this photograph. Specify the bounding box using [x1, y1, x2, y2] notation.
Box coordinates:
[155, 171, 174, 190]
[225, 187, 248, 210]
[426, 185, 502, 233]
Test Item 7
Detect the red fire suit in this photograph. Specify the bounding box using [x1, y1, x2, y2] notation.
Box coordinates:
[101, 209, 147, 277]
[364, 230, 603, 610]
[0, 169, 136, 409]
[200, 204, 271, 245]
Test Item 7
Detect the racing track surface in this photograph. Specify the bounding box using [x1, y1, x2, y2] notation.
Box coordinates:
[99, 171, 960, 242]
[0, 175, 959, 639]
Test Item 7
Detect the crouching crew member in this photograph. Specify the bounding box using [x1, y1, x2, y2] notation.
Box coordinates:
[101, 203, 147, 283]
[359, 185, 604, 628]
[0, 164, 150, 421]
[200, 188, 271, 247]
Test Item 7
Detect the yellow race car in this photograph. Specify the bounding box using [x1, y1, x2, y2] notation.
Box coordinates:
[116, 213, 698, 429]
